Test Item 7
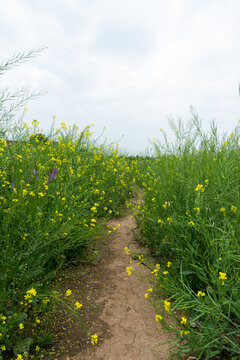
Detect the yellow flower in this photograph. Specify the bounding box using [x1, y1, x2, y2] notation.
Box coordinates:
[38, 192, 44, 197]
[219, 272, 227, 280]
[220, 207, 225, 213]
[145, 293, 149, 299]
[126, 267, 134, 276]
[180, 317, 187, 325]
[155, 314, 163, 321]
[26, 288, 37, 296]
[193, 207, 200, 215]
[164, 300, 171, 313]
[1, 345, 6, 351]
[195, 184, 204, 192]
[167, 217, 173, 224]
[124, 247, 131, 255]
[163, 271, 168, 275]
[188, 220, 195, 227]
[197, 290, 206, 297]
[91, 333, 98, 346]
[35, 346, 40, 351]
[65, 289, 72, 296]
[167, 261, 172, 268]
[231, 205, 237, 213]
[180, 330, 190, 337]
[19, 323, 24, 329]
[148, 287, 153, 292]
[75, 301, 83, 309]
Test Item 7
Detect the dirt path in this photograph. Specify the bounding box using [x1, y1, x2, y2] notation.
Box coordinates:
[70, 213, 172, 360]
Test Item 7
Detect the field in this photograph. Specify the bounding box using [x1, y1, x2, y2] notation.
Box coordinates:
[0, 115, 239, 360]
[0, 52, 239, 359]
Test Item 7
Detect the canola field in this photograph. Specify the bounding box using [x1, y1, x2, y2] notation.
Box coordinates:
[0, 117, 240, 360]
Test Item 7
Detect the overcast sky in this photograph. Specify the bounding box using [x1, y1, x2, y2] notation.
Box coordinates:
[1, 0, 240, 154]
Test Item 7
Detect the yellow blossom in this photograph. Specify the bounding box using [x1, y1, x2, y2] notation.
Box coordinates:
[91, 333, 98, 346]
[164, 300, 171, 313]
[155, 314, 163, 321]
[65, 289, 72, 296]
[195, 184, 204, 192]
[180, 317, 187, 325]
[75, 301, 83, 309]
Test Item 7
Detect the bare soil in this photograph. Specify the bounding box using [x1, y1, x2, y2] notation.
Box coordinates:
[44, 212, 172, 360]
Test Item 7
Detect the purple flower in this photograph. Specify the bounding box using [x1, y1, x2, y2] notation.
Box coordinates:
[34, 169, 37, 178]
[48, 167, 57, 183]
[8, 182, 14, 190]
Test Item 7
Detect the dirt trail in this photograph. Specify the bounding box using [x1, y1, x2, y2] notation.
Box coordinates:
[70, 213, 172, 360]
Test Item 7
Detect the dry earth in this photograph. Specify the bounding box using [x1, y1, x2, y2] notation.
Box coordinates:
[66, 213, 172, 360]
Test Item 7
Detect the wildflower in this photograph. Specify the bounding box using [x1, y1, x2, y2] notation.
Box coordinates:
[19, 323, 24, 330]
[38, 192, 44, 197]
[204, 179, 209, 186]
[148, 287, 153, 292]
[220, 207, 225, 213]
[35, 318, 40, 323]
[157, 218, 163, 224]
[65, 289, 72, 296]
[91, 218, 96, 223]
[155, 314, 163, 321]
[167, 261, 172, 268]
[195, 184, 204, 192]
[197, 291, 206, 297]
[219, 272, 227, 280]
[180, 330, 190, 336]
[35, 346, 40, 351]
[145, 293, 149, 299]
[231, 205, 237, 213]
[48, 167, 57, 183]
[180, 317, 187, 325]
[188, 220, 195, 227]
[193, 207, 200, 215]
[124, 247, 131, 255]
[26, 288, 37, 296]
[167, 217, 173, 224]
[75, 301, 83, 309]
[164, 300, 171, 313]
[163, 271, 168, 275]
[1, 345, 6, 351]
[155, 264, 160, 269]
[91, 333, 98, 346]
[126, 267, 134, 276]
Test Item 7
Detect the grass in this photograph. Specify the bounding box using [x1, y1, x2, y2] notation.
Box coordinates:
[132, 113, 240, 359]
[0, 120, 134, 358]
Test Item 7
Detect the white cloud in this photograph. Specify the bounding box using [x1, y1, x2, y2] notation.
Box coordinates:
[0, 0, 240, 153]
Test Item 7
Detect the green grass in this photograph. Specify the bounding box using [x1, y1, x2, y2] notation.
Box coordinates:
[0, 121, 134, 358]
[133, 115, 240, 359]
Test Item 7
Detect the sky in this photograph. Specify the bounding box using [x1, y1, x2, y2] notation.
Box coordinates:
[0, 0, 240, 154]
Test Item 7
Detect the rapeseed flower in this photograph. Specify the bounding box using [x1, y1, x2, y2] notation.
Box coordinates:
[65, 289, 72, 296]
[155, 314, 163, 321]
[180, 317, 187, 325]
[75, 301, 83, 309]
[164, 300, 171, 313]
[195, 184, 204, 192]
[91, 333, 98, 346]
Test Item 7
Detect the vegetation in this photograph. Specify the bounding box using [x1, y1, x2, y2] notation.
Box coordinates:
[132, 113, 240, 359]
[0, 49, 239, 359]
